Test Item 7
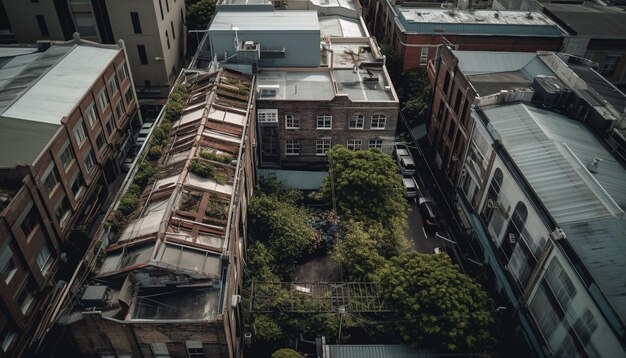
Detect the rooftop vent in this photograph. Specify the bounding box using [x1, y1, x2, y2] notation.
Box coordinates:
[586, 158, 602, 173]
[80, 285, 111, 308]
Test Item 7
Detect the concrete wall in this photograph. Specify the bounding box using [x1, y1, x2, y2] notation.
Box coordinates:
[3, 0, 66, 43]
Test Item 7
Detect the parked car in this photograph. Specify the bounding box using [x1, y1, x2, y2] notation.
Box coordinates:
[393, 143, 416, 176]
[418, 197, 441, 233]
[403, 177, 419, 198]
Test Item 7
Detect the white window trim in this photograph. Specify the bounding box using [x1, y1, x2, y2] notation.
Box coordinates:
[317, 115, 332, 130]
[369, 139, 383, 149]
[74, 119, 88, 147]
[285, 114, 300, 129]
[59, 142, 75, 171]
[347, 139, 362, 150]
[349, 114, 365, 129]
[41, 163, 60, 197]
[98, 89, 109, 111]
[257, 109, 278, 123]
[316, 139, 331, 156]
[370, 114, 386, 130]
[285, 140, 300, 156]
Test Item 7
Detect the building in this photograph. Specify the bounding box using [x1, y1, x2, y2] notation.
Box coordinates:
[1, 0, 186, 101]
[425, 45, 626, 356]
[541, 3, 626, 90]
[56, 68, 256, 358]
[369, 4, 564, 71]
[456, 99, 626, 357]
[204, 1, 399, 182]
[0, 37, 139, 357]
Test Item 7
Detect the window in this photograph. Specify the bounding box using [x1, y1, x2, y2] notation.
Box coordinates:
[151, 342, 170, 358]
[285, 140, 300, 156]
[98, 89, 109, 111]
[54, 196, 71, 225]
[370, 114, 386, 129]
[73, 13, 97, 37]
[166, 30, 170, 49]
[285, 114, 300, 129]
[105, 114, 114, 136]
[165, 0, 170, 12]
[0, 240, 17, 284]
[59, 144, 75, 169]
[118, 62, 129, 82]
[71, 172, 85, 199]
[0, 323, 17, 353]
[316, 139, 331, 156]
[43, 166, 59, 194]
[125, 87, 134, 105]
[115, 101, 124, 119]
[86, 103, 98, 127]
[84, 149, 95, 173]
[347, 139, 362, 150]
[530, 286, 559, 340]
[137, 45, 148, 64]
[317, 115, 332, 129]
[158, 0, 164, 20]
[186, 341, 203, 358]
[96, 132, 106, 151]
[257, 109, 278, 123]
[170, 21, 176, 40]
[369, 139, 382, 149]
[131, 12, 142, 34]
[599, 55, 620, 76]
[35, 241, 52, 273]
[74, 119, 87, 146]
[20, 207, 40, 238]
[574, 309, 597, 344]
[108, 76, 118, 95]
[420, 47, 429, 65]
[36, 15, 49, 37]
[17, 281, 35, 316]
[545, 259, 577, 309]
[349, 114, 364, 129]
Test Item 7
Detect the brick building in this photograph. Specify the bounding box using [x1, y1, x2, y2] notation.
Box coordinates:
[57, 68, 255, 358]
[0, 37, 139, 356]
[205, 5, 399, 179]
[368, 5, 564, 71]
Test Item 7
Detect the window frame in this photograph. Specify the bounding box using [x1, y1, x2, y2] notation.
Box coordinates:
[131, 12, 142, 34]
[108, 76, 118, 95]
[42, 165, 60, 195]
[285, 140, 300, 156]
[285, 114, 300, 129]
[347, 139, 362, 150]
[59, 143, 75, 171]
[0, 240, 17, 284]
[370, 113, 386, 130]
[84, 149, 96, 173]
[368, 139, 383, 149]
[349, 114, 364, 129]
[316, 114, 332, 130]
[85, 103, 98, 127]
[257, 109, 278, 123]
[98, 89, 109, 111]
[316, 139, 331, 156]
[73, 118, 88, 147]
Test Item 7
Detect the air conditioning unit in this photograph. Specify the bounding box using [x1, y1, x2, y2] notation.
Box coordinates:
[231, 294, 241, 307]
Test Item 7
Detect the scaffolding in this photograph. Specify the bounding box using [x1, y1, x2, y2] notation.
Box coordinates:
[250, 281, 391, 313]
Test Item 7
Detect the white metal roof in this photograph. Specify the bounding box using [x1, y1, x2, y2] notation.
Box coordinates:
[210, 11, 320, 32]
[3, 45, 119, 124]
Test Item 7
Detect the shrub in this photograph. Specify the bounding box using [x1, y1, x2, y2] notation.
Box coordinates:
[118, 192, 139, 216]
[189, 159, 214, 178]
[106, 210, 128, 234]
[164, 101, 184, 121]
[160, 119, 172, 136]
[199, 150, 233, 164]
[272, 348, 300, 358]
[151, 127, 167, 145]
[146, 145, 163, 161]
[127, 183, 142, 197]
[133, 161, 160, 188]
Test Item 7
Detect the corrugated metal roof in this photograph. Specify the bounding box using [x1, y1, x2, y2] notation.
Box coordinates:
[543, 3, 626, 38]
[326, 344, 435, 358]
[209, 11, 320, 31]
[561, 219, 626, 322]
[485, 102, 626, 323]
[453, 51, 554, 77]
[484, 103, 623, 223]
[396, 7, 563, 36]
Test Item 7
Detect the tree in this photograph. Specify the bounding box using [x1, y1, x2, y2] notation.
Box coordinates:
[272, 348, 301, 358]
[185, 0, 216, 30]
[320, 146, 409, 258]
[331, 221, 384, 281]
[396, 68, 431, 123]
[248, 193, 315, 277]
[375, 252, 495, 353]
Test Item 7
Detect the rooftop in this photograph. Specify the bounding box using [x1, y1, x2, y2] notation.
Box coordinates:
[542, 3, 626, 38]
[80, 69, 254, 322]
[319, 15, 366, 37]
[483, 102, 626, 322]
[396, 8, 564, 36]
[452, 50, 556, 96]
[0, 42, 120, 167]
[209, 10, 320, 32]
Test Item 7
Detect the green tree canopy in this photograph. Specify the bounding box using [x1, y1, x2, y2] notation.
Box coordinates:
[271, 348, 301, 358]
[320, 146, 409, 257]
[397, 68, 431, 123]
[248, 193, 315, 276]
[376, 252, 495, 352]
[331, 221, 384, 281]
[185, 0, 216, 30]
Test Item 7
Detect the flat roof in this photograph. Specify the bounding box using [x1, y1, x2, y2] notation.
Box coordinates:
[542, 3, 626, 38]
[396, 8, 563, 36]
[209, 11, 320, 31]
[257, 71, 335, 101]
[310, 0, 356, 11]
[484, 102, 626, 322]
